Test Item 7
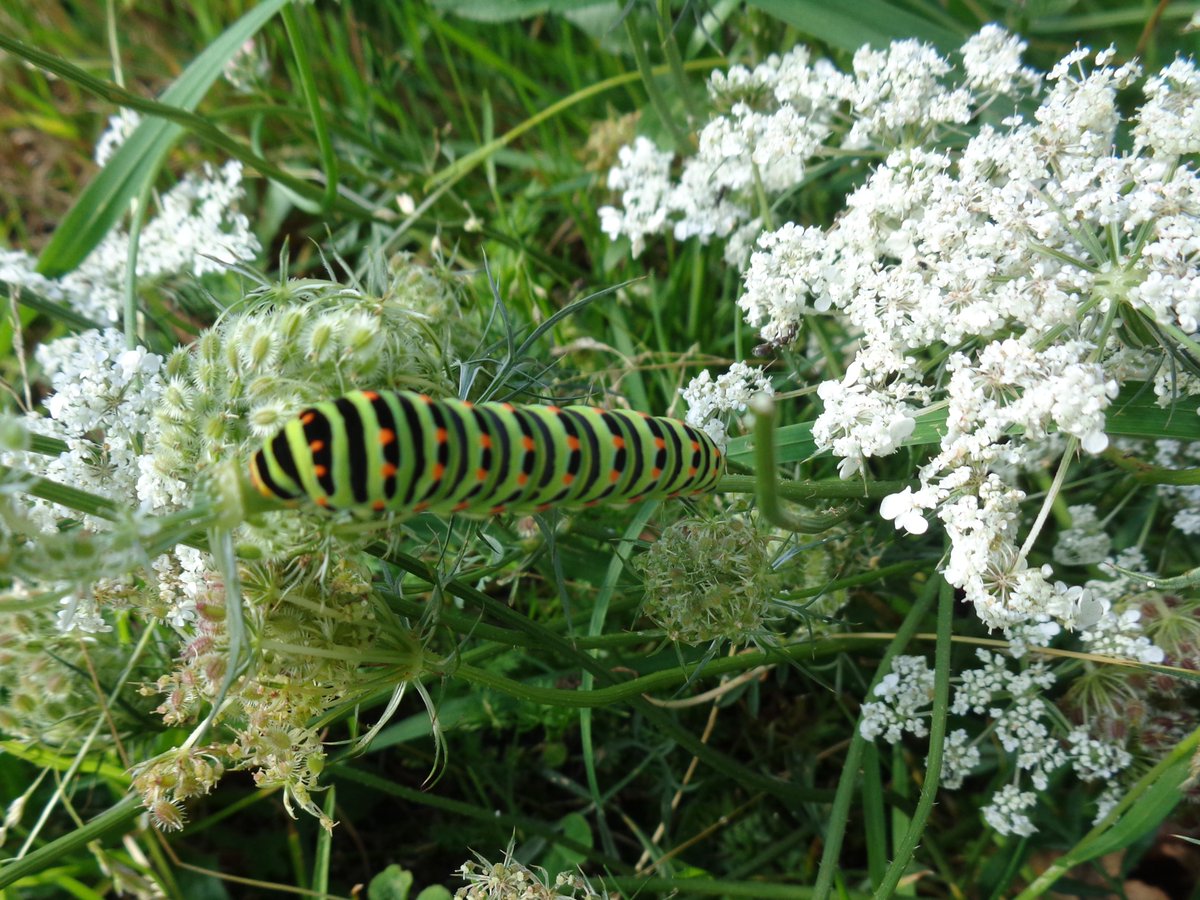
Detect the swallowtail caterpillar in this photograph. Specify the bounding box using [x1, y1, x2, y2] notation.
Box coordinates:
[241, 390, 724, 518]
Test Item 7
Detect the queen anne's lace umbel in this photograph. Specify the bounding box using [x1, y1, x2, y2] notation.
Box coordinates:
[605, 26, 1200, 632]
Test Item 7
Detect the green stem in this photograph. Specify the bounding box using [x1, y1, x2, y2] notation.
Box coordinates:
[812, 576, 941, 899]
[871, 575, 953, 898]
[718, 474, 909, 501]
[750, 394, 857, 532]
[5, 282, 104, 332]
[1103, 448, 1200, 485]
[624, 16, 690, 153]
[380, 549, 834, 805]
[656, 0, 699, 125]
[0, 795, 142, 890]
[282, 3, 339, 212]
[123, 175, 154, 350]
[451, 634, 879, 709]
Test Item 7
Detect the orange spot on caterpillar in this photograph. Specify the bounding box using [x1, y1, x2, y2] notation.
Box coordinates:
[431, 463, 445, 480]
[309, 439, 324, 452]
[436, 427, 447, 444]
[372, 500, 386, 511]
[477, 468, 488, 481]
[566, 436, 580, 451]
[301, 412, 316, 425]
[414, 501, 429, 513]
[518, 473, 528, 485]
[563, 473, 575, 485]
[461, 401, 474, 409]
[654, 438, 665, 449]
[453, 501, 470, 512]
[691, 441, 700, 452]
[522, 436, 535, 451]
[489, 505, 506, 515]
[316, 496, 330, 507]
[612, 436, 625, 449]
[379, 428, 396, 446]
[362, 390, 379, 400]
[419, 394, 433, 404]
[480, 434, 492, 449]
[547, 405, 561, 414]
[535, 503, 552, 513]
[501, 403, 515, 412]
[651, 467, 662, 478]
[610, 470, 620, 482]
[313, 465, 328, 477]
[382, 463, 398, 478]
[689, 467, 698, 476]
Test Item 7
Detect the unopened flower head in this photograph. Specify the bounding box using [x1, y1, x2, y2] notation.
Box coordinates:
[636, 516, 784, 646]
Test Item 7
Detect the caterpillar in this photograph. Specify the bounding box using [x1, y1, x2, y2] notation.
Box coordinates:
[248, 390, 723, 517]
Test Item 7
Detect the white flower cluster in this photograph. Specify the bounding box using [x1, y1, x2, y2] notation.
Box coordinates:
[680, 361, 773, 449]
[603, 29, 1200, 632]
[600, 28, 1037, 269]
[858, 654, 934, 742]
[862, 648, 1132, 836]
[14, 330, 166, 525]
[0, 328, 208, 632]
[2, 112, 258, 323]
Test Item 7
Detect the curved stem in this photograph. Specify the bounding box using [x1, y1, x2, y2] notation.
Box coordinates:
[750, 393, 857, 532]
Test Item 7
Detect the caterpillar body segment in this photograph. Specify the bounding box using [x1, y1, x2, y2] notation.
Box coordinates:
[249, 390, 723, 517]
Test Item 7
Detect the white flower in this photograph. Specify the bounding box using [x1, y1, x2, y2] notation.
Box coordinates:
[1067, 729, 1132, 782]
[982, 784, 1038, 837]
[1079, 605, 1166, 664]
[1134, 57, 1200, 158]
[94, 108, 142, 166]
[858, 655, 935, 742]
[2, 160, 258, 323]
[959, 24, 1040, 96]
[937, 728, 981, 789]
[879, 486, 932, 535]
[681, 362, 773, 450]
[599, 137, 674, 257]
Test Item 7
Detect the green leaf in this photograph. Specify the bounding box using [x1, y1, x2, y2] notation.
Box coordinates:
[724, 382, 1200, 467]
[368, 864, 414, 900]
[1064, 752, 1190, 863]
[430, 0, 604, 22]
[35, 0, 291, 277]
[1106, 384, 1200, 441]
[415, 887, 454, 900]
[541, 812, 593, 876]
[748, 0, 964, 53]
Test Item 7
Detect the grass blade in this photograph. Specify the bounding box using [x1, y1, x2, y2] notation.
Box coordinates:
[30, 0, 291, 277]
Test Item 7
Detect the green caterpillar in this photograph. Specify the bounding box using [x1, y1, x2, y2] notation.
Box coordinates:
[248, 390, 724, 517]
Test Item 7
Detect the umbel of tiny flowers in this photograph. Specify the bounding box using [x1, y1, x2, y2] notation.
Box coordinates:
[0, 155, 259, 325]
[859, 647, 1135, 838]
[603, 26, 1200, 635]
